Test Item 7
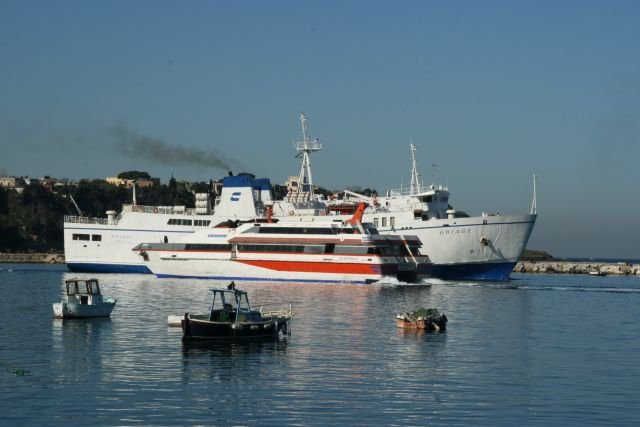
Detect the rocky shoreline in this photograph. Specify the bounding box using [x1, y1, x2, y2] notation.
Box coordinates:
[514, 261, 640, 276]
[0, 253, 65, 264]
[2, 253, 639, 276]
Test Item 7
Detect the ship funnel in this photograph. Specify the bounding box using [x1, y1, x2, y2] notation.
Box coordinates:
[106, 210, 117, 225]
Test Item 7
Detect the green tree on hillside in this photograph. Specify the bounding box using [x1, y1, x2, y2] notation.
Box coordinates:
[117, 171, 151, 180]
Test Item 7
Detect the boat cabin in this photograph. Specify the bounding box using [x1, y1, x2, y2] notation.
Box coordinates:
[64, 278, 104, 305]
[207, 284, 263, 323]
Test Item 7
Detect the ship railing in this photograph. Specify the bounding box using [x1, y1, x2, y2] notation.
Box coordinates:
[64, 215, 109, 225]
[126, 204, 198, 215]
[258, 302, 294, 319]
[386, 184, 448, 197]
[290, 201, 329, 216]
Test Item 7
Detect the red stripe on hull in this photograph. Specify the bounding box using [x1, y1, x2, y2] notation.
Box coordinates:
[229, 237, 367, 245]
[234, 259, 395, 275]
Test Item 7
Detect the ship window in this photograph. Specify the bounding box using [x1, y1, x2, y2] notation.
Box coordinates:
[73, 234, 90, 241]
[91, 234, 102, 241]
[258, 227, 335, 235]
[185, 244, 232, 251]
[237, 244, 305, 253]
[362, 224, 379, 235]
[381, 217, 387, 227]
[303, 245, 325, 254]
[334, 245, 368, 255]
[373, 218, 379, 227]
[194, 220, 211, 227]
[168, 218, 195, 226]
[390, 217, 395, 228]
[409, 246, 422, 256]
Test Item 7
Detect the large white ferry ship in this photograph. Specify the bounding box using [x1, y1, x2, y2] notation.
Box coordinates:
[63, 177, 271, 273]
[64, 114, 536, 280]
[271, 117, 537, 281]
[134, 184, 432, 284]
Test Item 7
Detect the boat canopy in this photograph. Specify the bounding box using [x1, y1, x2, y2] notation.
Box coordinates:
[64, 278, 101, 296]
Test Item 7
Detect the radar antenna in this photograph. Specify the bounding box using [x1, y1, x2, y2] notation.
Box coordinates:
[409, 142, 422, 195]
[531, 174, 537, 214]
[295, 112, 322, 199]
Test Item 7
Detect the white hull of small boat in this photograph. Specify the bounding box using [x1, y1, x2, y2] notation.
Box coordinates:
[53, 298, 116, 318]
[167, 315, 183, 327]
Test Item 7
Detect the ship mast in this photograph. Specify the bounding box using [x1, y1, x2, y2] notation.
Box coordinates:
[295, 113, 322, 199]
[409, 142, 421, 195]
[531, 174, 537, 214]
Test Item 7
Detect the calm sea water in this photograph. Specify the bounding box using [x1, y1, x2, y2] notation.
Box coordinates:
[1, 264, 639, 426]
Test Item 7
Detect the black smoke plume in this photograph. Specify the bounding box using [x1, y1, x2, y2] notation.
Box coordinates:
[110, 123, 239, 171]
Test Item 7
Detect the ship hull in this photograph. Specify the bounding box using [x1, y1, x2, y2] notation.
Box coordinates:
[373, 213, 536, 281]
[147, 255, 406, 284]
[66, 262, 151, 274]
[64, 211, 210, 274]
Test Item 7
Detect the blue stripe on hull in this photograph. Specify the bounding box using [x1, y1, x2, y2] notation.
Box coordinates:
[431, 262, 516, 281]
[66, 263, 152, 274]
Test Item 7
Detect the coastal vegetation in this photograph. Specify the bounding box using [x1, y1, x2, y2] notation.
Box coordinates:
[0, 172, 346, 253]
[0, 176, 208, 252]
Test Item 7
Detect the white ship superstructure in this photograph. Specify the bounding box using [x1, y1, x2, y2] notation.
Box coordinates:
[64, 193, 217, 273]
[64, 177, 273, 274]
[328, 144, 537, 280]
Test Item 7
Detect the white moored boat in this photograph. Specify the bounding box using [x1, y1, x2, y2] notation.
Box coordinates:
[52, 278, 116, 318]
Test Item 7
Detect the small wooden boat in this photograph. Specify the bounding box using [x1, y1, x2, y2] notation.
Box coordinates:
[53, 278, 116, 318]
[180, 282, 293, 341]
[396, 308, 447, 332]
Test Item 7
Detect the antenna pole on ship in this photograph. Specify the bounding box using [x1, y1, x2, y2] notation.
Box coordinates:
[531, 174, 537, 215]
[409, 142, 421, 195]
[295, 112, 322, 199]
[69, 195, 83, 217]
[132, 182, 137, 206]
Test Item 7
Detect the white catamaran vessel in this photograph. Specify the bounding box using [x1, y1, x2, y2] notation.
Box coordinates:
[134, 179, 432, 284]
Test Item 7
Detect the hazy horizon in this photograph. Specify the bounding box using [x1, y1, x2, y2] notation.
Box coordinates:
[2, 1, 639, 259]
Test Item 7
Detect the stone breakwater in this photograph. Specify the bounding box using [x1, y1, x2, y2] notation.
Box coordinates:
[514, 261, 640, 276]
[0, 253, 65, 264]
[2, 253, 639, 275]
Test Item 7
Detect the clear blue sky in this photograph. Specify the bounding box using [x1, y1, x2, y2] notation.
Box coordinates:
[1, 1, 639, 259]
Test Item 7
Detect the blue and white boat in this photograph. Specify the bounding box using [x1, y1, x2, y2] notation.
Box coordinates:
[52, 278, 116, 318]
